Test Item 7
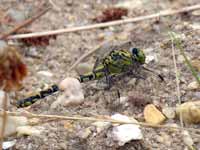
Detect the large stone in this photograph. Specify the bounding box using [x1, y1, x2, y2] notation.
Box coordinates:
[111, 114, 143, 146]
[144, 104, 166, 125]
[176, 101, 200, 124]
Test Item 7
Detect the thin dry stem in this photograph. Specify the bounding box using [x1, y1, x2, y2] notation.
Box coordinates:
[4, 111, 200, 134]
[0, 7, 51, 40]
[49, 0, 61, 11]
[0, 93, 8, 150]
[7, 4, 200, 40]
[170, 34, 184, 127]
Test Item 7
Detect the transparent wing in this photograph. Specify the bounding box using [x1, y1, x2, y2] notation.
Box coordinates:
[94, 40, 133, 65]
[95, 76, 109, 89]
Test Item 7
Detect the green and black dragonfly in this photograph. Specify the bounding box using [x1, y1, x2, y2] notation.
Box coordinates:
[16, 41, 164, 108]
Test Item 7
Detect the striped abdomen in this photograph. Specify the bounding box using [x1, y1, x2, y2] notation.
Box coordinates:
[17, 84, 59, 108]
[78, 64, 106, 83]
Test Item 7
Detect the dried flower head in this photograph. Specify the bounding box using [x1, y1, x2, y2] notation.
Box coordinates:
[94, 7, 128, 23]
[19, 30, 57, 47]
[0, 44, 27, 91]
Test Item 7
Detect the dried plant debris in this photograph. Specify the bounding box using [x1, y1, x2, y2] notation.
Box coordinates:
[0, 41, 27, 91]
[94, 7, 128, 23]
[19, 31, 57, 47]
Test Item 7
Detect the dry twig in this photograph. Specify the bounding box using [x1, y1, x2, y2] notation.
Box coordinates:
[0, 93, 8, 150]
[4, 111, 200, 134]
[169, 32, 183, 127]
[0, 7, 51, 40]
[7, 4, 200, 40]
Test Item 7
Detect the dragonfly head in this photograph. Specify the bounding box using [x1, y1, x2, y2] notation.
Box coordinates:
[130, 48, 146, 64]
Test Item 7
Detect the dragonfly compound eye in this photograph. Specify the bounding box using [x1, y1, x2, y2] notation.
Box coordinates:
[130, 48, 139, 56]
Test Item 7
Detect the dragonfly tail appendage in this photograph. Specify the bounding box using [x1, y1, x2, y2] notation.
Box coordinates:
[16, 84, 59, 108]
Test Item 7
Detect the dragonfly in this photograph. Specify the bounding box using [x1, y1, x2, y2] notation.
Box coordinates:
[16, 40, 164, 108]
[78, 40, 164, 89]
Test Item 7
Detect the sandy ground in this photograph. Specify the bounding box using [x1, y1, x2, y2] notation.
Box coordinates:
[0, 0, 200, 149]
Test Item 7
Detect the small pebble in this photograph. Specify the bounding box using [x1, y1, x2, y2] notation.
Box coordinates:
[177, 55, 185, 63]
[51, 77, 84, 108]
[111, 113, 138, 124]
[112, 124, 143, 146]
[191, 59, 200, 72]
[3, 140, 16, 149]
[37, 71, 53, 77]
[115, 0, 142, 9]
[145, 55, 157, 64]
[127, 78, 137, 86]
[176, 101, 200, 124]
[187, 81, 199, 90]
[192, 10, 200, 16]
[144, 104, 166, 125]
[182, 130, 194, 147]
[76, 63, 93, 75]
[162, 107, 176, 119]
[166, 123, 179, 132]
[17, 126, 43, 137]
[77, 127, 92, 139]
[92, 121, 111, 133]
[58, 77, 80, 91]
[110, 113, 143, 146]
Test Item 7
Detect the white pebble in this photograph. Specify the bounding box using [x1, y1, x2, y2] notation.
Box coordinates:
[111, 114, 143, 146]
[37, 71, 53, 77]
[111, 113, 137, 124]
[115, 0, 142, 9]
[187, 81, 199, 90]
[51, 77, 84, 108]
[182, 130, 194, 147]
[112, 124, 143, 146]
[146, 55, 157, 63]
[92, 121, 111, 133]
[77, 127, 92, 139]
[162, 107, 176, 119]
[17, 126, 43, 137]
[2, 140, 16, 149]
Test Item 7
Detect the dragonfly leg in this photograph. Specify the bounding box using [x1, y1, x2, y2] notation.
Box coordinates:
[104, 65, 113, 90]
[116, 88, 120, 98]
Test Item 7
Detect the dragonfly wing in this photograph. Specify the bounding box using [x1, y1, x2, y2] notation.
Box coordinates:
[96, 76, 109, 89]
[94, 40, 133, 62]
